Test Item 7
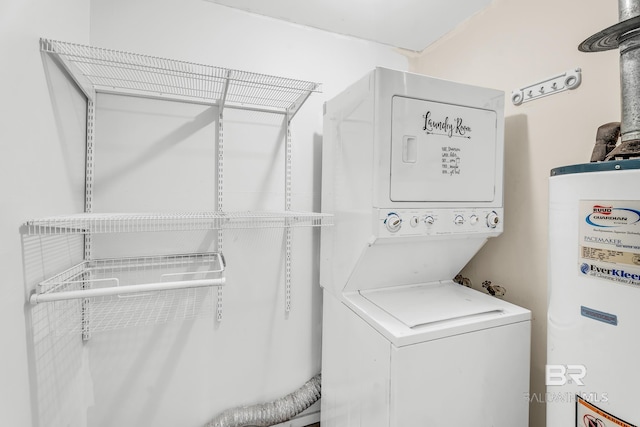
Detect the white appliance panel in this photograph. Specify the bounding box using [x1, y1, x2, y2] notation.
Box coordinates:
[320, 293, 390, 427]
[374, 207, 503, 238]
[345, 282, 531, 347]
[322, 291, 531, 427]
[390, 96, 497, 202]
[342, 235, 488, 293]
[363, 281, 507, 328]
[547, 161, 640, 427]
[390, 320, 530, 426]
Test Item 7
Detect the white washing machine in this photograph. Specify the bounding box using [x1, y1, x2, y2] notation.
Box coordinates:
[320, 68, 531, 426]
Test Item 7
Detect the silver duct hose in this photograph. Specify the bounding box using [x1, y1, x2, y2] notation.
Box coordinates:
[205, 374, 321, 427]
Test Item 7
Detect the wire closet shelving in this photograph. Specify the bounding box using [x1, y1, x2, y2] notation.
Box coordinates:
[33, 253, 225, 334]
[25, 211, 334, 235]
[39, 38, 322, 115]
[29, 39, 330, 335]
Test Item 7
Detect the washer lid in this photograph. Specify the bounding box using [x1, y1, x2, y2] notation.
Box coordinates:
[361, 282, 506, 328]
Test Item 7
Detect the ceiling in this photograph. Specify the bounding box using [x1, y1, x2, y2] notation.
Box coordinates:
[205, 0, 493, 52]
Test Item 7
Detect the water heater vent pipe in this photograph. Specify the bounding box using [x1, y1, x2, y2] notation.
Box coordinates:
[580, 0, 640, 159]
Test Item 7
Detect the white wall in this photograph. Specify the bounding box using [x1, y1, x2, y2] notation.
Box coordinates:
[414, 0, 620, 426]
[79, 1, 409, 426]
[0, 1, 89, 426]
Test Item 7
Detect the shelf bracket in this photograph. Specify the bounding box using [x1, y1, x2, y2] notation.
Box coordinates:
[41, 39, 96, 102]
[219, 70, 231, 116]
[215, 111, 225, 322]
[284, 117, 293, 314]
[287, 83, 319, 120]
[82, 99, 96, 341]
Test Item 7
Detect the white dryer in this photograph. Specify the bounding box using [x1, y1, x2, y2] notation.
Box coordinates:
[320, 67, 531, 426]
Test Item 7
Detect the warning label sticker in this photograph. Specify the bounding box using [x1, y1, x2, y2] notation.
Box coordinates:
[576, 396, 636, 427]
[579, 201, 640, 287]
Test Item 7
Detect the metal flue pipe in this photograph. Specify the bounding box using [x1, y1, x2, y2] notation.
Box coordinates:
[619, 0, 640, 144]
[580, 0, 640, 159]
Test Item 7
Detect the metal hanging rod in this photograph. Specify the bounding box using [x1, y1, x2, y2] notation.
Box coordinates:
[30, 253, 226, 334]
[30, 277, 225, 305]
[31, 252, 225, 303]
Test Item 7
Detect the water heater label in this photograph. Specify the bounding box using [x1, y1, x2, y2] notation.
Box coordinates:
[576, 395, 636, 427]
[579, 200, 640, 288]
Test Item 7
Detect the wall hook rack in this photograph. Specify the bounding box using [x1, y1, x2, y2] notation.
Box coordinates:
[511, 68, 582, 105]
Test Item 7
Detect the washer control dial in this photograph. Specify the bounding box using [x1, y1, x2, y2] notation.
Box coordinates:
[454, 215, 464, 225]
[385, 213, 402, 233]
[424, 215, 435, 225]
[470, 214, 479, 225]
[486, 211, 500, 228]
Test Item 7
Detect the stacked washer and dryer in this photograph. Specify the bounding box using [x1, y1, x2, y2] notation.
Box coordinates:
[319, 68, 532, 426]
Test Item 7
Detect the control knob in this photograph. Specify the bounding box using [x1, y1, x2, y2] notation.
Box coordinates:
[385, 213, 402, 233]
[470, 215, 479, 225]
[454, 215, 464, 225]
[424, 215, 435, 225]
[486, 211, 500, 228]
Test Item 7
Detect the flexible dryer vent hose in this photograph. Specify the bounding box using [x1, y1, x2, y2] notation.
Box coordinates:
[205, 374, 321, 427]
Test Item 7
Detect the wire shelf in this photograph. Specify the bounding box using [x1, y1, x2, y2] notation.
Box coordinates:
[40, 38, 321, 114]
[25, 211, 334, 235]
[32, 253, 225, 335]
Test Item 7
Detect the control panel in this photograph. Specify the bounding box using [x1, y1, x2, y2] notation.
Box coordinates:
[378, 208, 503, 237]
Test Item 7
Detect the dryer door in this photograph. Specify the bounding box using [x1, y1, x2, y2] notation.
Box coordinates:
[390, 95, 498, 202]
